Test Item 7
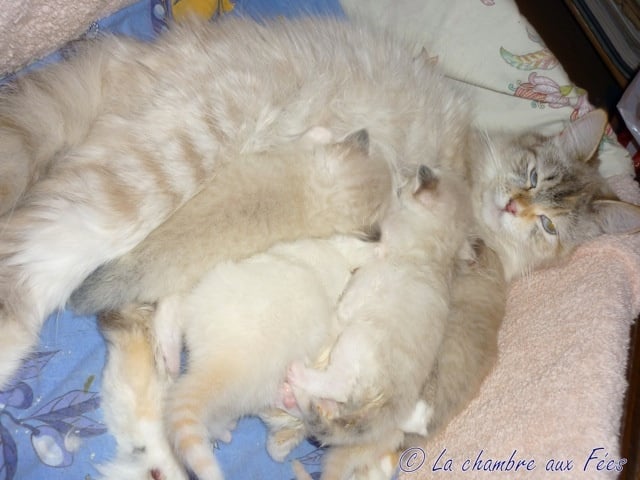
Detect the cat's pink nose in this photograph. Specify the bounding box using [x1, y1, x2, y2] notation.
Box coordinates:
[505, 199, 517, 215]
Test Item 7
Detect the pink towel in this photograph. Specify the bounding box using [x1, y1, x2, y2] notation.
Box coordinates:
[0, 0, 135, 75]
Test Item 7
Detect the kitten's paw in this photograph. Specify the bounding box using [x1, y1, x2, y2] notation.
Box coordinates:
[266, 421, 306, 462]
[150, 468, 164, 480]
[275, 381, 303, 417]
[400, 400, 432, 436]
[285, 361, 308, 388]
[209, 419, 237, 445]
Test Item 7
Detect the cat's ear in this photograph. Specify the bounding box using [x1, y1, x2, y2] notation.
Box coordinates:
[593, 199, 640, 235]
[556, 109, 608, 162]
[341, 129, 370, 154]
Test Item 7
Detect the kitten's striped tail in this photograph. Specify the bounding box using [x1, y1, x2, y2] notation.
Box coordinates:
[166, 380, 224, 480]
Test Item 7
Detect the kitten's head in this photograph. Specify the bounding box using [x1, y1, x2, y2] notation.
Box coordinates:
[473, 109, 640, 280]
[382, 164, 473, 255]
[300, 127, 392, 236]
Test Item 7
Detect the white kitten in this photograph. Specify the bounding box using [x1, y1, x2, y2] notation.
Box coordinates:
[281, 165, 473, 479]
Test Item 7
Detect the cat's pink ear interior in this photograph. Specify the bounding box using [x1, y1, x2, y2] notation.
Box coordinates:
[557, 109, 608, 162]
[594, 199, 640, 235]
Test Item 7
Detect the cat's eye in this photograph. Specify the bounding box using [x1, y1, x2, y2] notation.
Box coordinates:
[529, 167, 538, 189]
[540, 215, 557, 235]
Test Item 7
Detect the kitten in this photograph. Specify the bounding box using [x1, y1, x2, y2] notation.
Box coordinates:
[0, 16, 476, 387]
[411, 237, 505, 439]
[92, 128, 390, 479]
[71, 127, 391, 313]
[292, 240, 506, 480]
[160, 234, 378, 480]
[284, 165, 473, 449]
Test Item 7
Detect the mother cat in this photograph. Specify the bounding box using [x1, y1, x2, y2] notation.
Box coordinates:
[0, 14, 638, 393]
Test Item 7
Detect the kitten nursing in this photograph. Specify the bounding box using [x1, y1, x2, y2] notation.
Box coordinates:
[0, 13, 639, 480]
[285, 165, 472, 447]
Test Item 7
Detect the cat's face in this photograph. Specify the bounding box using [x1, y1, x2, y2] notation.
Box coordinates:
[473, 110, 640, 280]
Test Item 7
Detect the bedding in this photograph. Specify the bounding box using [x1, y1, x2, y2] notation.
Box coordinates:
[0, 1, 638, 479]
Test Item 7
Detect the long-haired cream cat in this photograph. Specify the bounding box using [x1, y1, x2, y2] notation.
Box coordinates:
[0, 16, 477, 387]
[0, 15, 636, 387]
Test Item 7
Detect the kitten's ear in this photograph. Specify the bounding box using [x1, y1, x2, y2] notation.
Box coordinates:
[556, 109, 607, 162]
[414, 164, 438, 193]
[593, 199, 640, 234]
[412, 165, 439, 205]
[341, 129, 370, 154]
[299, 126, 334, 148]
[413, 47, 438, 67]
